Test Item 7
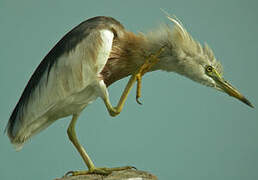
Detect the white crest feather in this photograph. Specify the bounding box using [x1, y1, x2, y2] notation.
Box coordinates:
[164, 14, 223, 75]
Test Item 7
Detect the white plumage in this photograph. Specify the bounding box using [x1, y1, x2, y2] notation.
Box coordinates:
[9, 28, 115, 150]
[7, 16, 252, 175]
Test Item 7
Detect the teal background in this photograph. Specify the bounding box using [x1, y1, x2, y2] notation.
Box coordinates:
[1, 0, 258, 180]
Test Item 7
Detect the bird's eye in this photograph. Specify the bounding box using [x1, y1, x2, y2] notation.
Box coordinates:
[206, 65, 213, 73]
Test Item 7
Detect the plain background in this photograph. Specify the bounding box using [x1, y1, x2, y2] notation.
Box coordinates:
[0, 0, 258, 180]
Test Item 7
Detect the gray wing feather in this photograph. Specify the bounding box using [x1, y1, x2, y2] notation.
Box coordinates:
[6, 16, 124, 146]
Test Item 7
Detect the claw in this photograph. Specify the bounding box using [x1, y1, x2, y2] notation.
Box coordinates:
[134, 47, 165, 105]
[64, 171, 79, 177]
[136, 74, 143, 105]
[136, 97, 142, 105]
[130, 166, 137, 170]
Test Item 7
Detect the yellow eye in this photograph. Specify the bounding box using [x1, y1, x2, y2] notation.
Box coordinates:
[206, 65, 213, 73]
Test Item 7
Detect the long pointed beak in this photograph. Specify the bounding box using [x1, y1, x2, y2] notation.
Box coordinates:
[215, 78, 254, 108]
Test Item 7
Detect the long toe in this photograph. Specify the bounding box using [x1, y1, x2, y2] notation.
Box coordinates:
[65, 166, 135, 176]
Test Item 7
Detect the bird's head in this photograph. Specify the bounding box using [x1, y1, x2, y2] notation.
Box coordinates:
[162, 16, 254, 108]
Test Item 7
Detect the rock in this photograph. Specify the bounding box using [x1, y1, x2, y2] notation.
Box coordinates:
[55, 169, 158, 180]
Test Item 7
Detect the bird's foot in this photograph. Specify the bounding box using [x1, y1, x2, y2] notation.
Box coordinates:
[135, 47, 165, 104]
[65, 166, 136, 176]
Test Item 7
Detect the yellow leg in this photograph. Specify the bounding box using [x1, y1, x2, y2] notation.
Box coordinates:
[135, 47, 164, 104]
[136, 74, 143, 105]
[102, 46, 165, 112]
[66, 47, 164, 176]
[67, 114, 134, 176]
[67, 114, 95, 171]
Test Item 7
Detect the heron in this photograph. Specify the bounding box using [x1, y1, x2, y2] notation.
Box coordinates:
[6, 15, 253, 176]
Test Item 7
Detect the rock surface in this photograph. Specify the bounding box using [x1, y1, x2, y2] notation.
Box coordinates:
[55, 169, 158, 180]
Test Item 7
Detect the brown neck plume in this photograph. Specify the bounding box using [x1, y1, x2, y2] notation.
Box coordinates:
[101, 31, 149, 86]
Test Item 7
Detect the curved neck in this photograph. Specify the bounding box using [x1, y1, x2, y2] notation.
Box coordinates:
[101, 30, 178, 86]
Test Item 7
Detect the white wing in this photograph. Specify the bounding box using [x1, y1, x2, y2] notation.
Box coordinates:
[7, 28, 114, 149]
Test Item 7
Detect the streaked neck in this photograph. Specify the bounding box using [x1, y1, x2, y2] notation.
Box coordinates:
[101, 29, 178, 86]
